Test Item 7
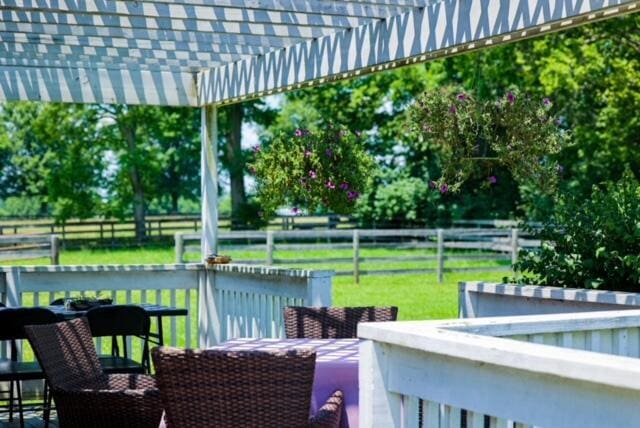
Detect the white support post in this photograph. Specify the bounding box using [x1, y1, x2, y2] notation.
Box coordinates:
[360, 340, 402, 427]
[199, 104, 220, 348]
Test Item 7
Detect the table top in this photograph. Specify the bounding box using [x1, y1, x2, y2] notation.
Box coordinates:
[213, 338, 359, 364]
[46, 303, 188, 319]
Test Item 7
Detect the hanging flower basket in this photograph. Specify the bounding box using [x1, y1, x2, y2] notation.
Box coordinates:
[408, 88, 567, 192]
[250, 125, 376, 217]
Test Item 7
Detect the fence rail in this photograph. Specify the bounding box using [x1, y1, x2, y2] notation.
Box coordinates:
[0, 215, 357, 246]
[0, 234, 59, 264]
[175, 228, 539, 283]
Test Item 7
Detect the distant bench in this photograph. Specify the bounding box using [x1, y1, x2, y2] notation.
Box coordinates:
[0, 234, 60, 265]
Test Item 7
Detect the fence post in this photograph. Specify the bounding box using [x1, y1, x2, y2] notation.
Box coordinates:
[50, 235, 60, 265]
[353, 230, 360, 284]
[511, 228, 519, 266]
[437, 229, 444, 284]
[175, 233, 184, 263]
[266, 231, 274, 265]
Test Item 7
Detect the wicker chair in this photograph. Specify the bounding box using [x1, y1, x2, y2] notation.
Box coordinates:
[24, 318, 163, 428]
[0, 307, 58, 428]
[284, 306, 399, 339]
[152, 347, 344, 428]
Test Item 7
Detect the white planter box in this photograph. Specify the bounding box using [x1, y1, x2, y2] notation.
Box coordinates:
[460, 281, 640, 318]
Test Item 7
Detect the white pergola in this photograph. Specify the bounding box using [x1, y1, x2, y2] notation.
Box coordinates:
[0, 0, 638, 256]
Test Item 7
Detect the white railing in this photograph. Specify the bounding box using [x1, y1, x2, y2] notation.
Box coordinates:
[359, 310, 640, 428]
[0, 263, 333, 356]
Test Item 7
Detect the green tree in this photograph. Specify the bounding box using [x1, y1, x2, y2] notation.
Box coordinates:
[0, 102, 103, 220]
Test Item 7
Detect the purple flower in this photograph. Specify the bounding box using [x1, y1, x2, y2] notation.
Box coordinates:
[325, 181, 335, 190]
[292, 207, 301, 215]
[325, 148, 334, 158]
[506, 92, 516, 105]
[304, 149, 312, 157]
[339, 182, 349, 190]
[543, 98, 552, 106]
[449, 105, 457, 114]
[347, 191, 360, 201]
[488, 175, 498, 185]
[439, 183, 449, 194]
[457, 93, 468, 101]
[309, 170, 317, 179]
[294, 129, 309, 137]
[428, 180, 437, 190]
[252, 145, 261, 153]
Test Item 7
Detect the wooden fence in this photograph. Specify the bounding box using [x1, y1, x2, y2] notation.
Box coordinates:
[175, 228, 540, 283]
[0, 215, 357, 246]
[0, 234, 60, 264]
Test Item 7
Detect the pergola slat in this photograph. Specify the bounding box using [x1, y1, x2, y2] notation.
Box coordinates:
[199, 0, 640, 105]
[2, 1, 369, 29]
[0, 31, 268, 56]
[0, 41, 239, 69]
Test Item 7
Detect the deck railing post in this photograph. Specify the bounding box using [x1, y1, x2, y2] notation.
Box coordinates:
[360, 340, 402, 427]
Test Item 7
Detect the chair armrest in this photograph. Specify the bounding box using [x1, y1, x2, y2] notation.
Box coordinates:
[309, 389, 344, 428]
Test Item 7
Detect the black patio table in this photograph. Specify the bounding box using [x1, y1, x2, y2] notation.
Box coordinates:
[45, 303, 188, 346]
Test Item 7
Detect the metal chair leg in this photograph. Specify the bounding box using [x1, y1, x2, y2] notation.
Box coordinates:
[43, 381, 52, 428]
[8, 379, 14, 422]
[16, 379, 24, 428]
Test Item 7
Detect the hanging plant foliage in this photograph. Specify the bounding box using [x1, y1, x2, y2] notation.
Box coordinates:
[250, 125, 376, 217]
[408, 87, 568, 193]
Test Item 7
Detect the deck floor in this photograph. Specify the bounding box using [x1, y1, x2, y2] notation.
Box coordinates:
[0, 410, 58, 428]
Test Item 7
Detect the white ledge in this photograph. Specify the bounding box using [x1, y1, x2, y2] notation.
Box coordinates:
[0, 263, 203, 273]
[207, 263, 334, 278]
[461, 281, 640, 305]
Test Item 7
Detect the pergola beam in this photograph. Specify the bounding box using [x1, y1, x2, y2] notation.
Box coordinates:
[0, 66, 197, 106]
[199, 0, 640, 105]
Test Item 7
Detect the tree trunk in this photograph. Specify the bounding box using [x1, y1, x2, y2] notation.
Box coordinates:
[121, 120, 147, 241]
[225, 103, 247, 229]
[171, 191, 180, 214]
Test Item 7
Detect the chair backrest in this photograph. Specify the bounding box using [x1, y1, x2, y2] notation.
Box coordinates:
[0, 307, 58, 341]
[152, 347, 316, 428]
[85, 304, 150, 337]
[25, 318, 105, 391]
[284, 306, 399, 339]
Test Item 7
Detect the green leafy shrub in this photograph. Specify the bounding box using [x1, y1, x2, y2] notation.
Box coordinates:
[408, 87, 567, 192]
[250, 125, 376, 217]
[514, 172, 640, 291]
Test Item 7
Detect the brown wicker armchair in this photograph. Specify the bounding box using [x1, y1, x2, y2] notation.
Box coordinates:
[152, 347, 344, 428]
[284, 306, 399, 339]
[24, 318, 163, 428]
